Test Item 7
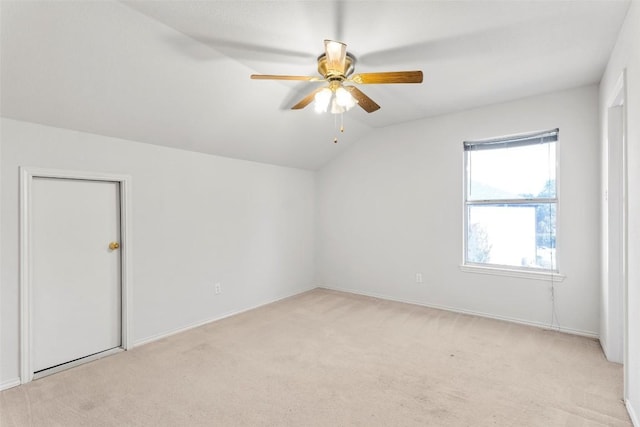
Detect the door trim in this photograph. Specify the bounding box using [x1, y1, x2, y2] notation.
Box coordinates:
[607, 71, 628, 396]
[19, 167, 133, 384]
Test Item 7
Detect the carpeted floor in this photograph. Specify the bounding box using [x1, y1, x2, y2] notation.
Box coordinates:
[0, 288, 631, 426]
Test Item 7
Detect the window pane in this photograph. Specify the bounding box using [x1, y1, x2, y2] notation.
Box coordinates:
[467, 142, 556, 200]
[467, 203, 556, 270]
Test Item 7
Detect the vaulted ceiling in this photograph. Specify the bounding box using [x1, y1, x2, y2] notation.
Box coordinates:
[0, 1, 630, 170]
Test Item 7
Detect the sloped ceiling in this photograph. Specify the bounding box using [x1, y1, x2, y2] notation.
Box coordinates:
[0, 0, 630, 170]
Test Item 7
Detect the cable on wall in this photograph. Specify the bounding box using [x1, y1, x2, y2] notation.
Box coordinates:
[548, 133, 561, 331]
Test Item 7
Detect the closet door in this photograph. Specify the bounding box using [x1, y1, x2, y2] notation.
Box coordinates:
[32, 177, 122, 373]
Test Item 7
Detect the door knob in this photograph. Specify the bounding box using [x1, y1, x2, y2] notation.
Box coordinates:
[109, 242, 120, 250]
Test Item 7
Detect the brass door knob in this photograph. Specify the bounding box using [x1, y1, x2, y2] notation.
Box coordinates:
[109, 242, 120, 250]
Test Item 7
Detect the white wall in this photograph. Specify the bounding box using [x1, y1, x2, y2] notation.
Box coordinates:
[600, 1, 640, 424]
[316, 85, 600, 336]
[0, 118, 316, 387]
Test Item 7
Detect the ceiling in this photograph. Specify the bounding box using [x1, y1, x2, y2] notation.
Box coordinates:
[0, 1, 630, 170]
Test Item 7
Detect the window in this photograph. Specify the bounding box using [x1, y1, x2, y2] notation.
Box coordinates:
[464, 129, 558, 272]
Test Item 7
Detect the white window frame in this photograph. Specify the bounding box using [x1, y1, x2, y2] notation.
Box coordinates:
[461, 129, 565, 282]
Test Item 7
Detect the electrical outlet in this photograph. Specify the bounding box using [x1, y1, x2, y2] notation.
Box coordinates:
[416, 273, 423, 284]
[214, 283, 222, 295]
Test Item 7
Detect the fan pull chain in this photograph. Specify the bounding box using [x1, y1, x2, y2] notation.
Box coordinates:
[332, 114, 346, 143]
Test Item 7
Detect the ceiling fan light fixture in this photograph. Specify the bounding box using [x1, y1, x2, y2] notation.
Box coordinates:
[335, 86, 357, 110]
[330, 98, 346, 115]
[314, 87, 332, 113]
[314, 85, 357, 114]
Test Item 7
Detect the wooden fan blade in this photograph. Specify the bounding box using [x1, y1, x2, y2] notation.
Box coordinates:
[344, 86, 380, 113]
[350, 71, 423, 84]
[291, 87, 324, 110]
[251, 74, 321, 81]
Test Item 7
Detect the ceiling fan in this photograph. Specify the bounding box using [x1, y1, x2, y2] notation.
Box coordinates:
[251, 40, 423, 114]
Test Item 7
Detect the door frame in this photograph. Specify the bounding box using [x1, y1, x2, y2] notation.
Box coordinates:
[604, 70, 628, 393]
[19, 167, 133, 384]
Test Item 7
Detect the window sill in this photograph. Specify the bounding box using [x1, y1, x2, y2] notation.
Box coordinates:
[459, 264, 565, 282]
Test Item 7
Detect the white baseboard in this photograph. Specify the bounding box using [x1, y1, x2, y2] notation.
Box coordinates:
[600, 335, 609, 357]
[134, 287, 315, 348]
[319, 285, 599, 339]
[627, 399, 639, 427]
[600, 336, 625, 364]
[1, 378, 21, 391]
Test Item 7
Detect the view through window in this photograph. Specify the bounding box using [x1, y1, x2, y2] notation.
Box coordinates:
[464, 129, 558, 271]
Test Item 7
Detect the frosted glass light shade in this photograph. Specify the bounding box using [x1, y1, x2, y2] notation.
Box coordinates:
[314, 85, 357, 114]
[314, 88, 332, 113]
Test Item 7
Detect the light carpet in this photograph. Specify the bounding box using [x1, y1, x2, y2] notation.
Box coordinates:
[0, 288, 631, 426]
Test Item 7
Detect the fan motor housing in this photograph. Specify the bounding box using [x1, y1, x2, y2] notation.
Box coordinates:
[317, 52, 356, 80]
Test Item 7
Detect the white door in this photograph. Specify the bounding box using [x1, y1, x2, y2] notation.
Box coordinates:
[32, 177, 122, 373]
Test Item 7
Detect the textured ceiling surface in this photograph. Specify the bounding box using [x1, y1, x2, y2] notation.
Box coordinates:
[0, 0, 630, 169]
